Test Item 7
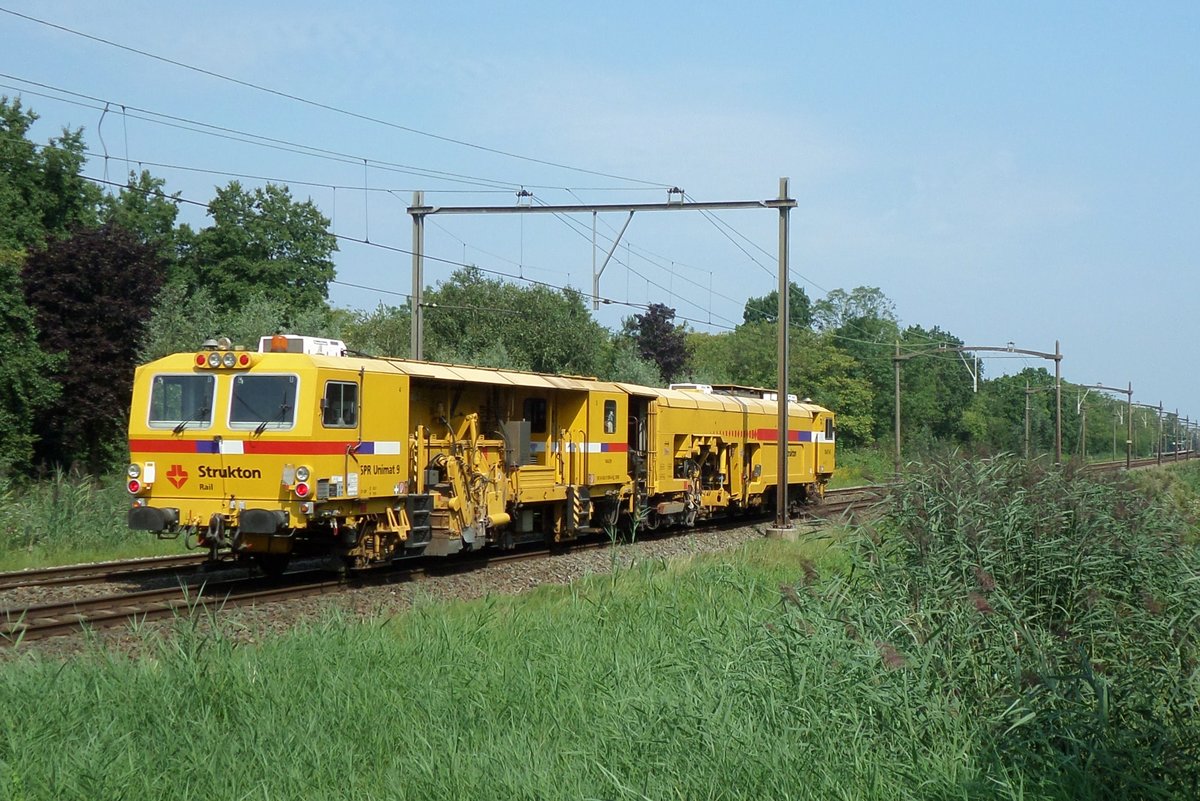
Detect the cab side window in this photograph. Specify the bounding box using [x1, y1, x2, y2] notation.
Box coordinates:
[323, 381, 359, 428]
[604, 400, 617, 434]
[825, 417, 834, 441]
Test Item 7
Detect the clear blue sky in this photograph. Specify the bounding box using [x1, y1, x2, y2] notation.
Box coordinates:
[3, 1, 1197, 415]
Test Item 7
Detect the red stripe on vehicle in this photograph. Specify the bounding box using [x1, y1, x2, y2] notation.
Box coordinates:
[751, 429, 804, 442]
[129, 439, 358, 455]
[128, 439, 202, 453]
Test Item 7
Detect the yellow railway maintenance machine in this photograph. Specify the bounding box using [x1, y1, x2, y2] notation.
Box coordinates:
[127, 337, 835, 572]
[127, 335, 634, 572]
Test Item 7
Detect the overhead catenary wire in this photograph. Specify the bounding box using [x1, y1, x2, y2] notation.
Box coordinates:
[80, 172, 736, 331]
[75, 149, 513, 196]
[559, 188, 749, 311]
[86, 157, 991, 348]
[31, 136, 1028, 356]
[17, 129, 756, 332]
[0, 5, 676, 188]
[41, 176, 1130, 384]
[2, 75, 793, 325]
[10, 76, 659, 205]
[0, 75, 559, 193]
[684, 191, 831, 297]
[527, 197, 742, 327]
[21, 107, 1003, 352]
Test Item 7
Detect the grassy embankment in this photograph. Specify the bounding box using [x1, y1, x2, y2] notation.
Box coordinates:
[2, 456, 1198, 799]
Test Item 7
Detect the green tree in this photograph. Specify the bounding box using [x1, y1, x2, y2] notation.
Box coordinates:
[597, 337, 663, 386]
[0, 96, 101, 250]
[137, 282, 221, 361]
[0, 249, 61, 476]
[812, 286, 897, 332]
[797, 287, 904, 443]
[339, 303, 411, 358]
[966, 368, 1059, 455]
[686, 323, 774, 388]
[742, 281, 812, 328]
[101, 170, 182, 262]
[686, 321, 876, 443]
[23, 222, 164, 473]
[184, 181, 336, 319]
[424, 267, 608, 374]
[897, 325, 974, 446]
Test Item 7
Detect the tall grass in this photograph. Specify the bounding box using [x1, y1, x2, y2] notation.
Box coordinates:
[0, 471, 177, 570]
[794, 457, 1200, 798]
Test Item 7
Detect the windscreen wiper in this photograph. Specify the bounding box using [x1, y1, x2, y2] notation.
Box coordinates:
[173, 406, 211, 435]
[254, 403, 291, 436]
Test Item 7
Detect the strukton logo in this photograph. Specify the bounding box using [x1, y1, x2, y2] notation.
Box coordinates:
[198, 465, 262, 479]
[166, 464, 188, 489]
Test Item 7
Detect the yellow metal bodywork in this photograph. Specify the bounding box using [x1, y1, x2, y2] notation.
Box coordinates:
[128, 349, 835, 564]
[617, 383, 835, 522]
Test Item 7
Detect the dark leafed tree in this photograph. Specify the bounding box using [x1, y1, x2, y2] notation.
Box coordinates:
[742, 281, 813, 328]
[183, 181, 336, 320]
[23, 222, 165, 473]
[624, 303, 688, 383]
[898, 324, 974, 444]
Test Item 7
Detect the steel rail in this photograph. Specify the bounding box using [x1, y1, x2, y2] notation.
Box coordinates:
[0, 553, 209, 592]
[0, 485, 883, 644]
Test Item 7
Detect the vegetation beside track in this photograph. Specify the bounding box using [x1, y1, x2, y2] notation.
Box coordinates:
[0, 471, 180, 572]
[1, 456, 1198, 799]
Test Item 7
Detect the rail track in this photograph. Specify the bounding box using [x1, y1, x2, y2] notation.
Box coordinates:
[1084, 452, 1193, 473]
[812, 484, 887, 518]
[0, 539, 626, 644]
[0, 486, 878, 645]
[0, 553, 208, 592]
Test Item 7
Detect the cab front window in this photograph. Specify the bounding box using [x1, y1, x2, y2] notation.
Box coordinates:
[148, 374, 215, 429]
[230, 374, 298, 431]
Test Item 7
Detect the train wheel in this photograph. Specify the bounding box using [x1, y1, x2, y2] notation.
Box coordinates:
[253, 553, 290, 578]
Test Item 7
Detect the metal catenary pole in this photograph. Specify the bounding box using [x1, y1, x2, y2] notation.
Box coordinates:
[893, 341, 901, 475]
[773, 178, 792, 531]
[1087, 382, 1133, 468]
[894, 342, 1063, 468]
[407, 181, 799, 530]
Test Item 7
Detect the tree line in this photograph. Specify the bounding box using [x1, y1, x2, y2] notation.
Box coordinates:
[0, 96, 1163, 480]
